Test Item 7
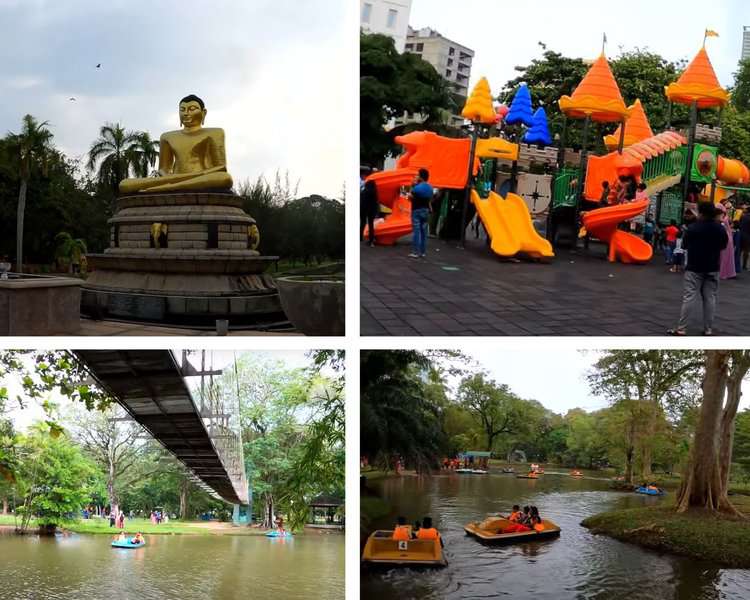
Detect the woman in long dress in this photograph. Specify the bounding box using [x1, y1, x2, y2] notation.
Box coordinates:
[718, 202, 736, 279]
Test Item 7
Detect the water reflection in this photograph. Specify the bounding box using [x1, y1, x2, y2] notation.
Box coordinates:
[361, 471, 750, 600]
[0, 529, 343, 600]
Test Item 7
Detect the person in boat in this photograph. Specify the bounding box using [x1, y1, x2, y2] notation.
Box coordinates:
[530, 507, 545, 532]
[508, 505, 522, 522]
[518, 506, 532, 526]
[116, 531, 126, 542]
[132, 532, 144, 545]
[392, 516, 410, 541]
[416, 517, 444, 547]
[275, 516, 285, 534]
[412, 520, 421, 539]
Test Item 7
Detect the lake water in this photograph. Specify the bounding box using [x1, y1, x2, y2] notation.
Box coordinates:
[0, 528, 344, 600]
[361, 470, 750, 599]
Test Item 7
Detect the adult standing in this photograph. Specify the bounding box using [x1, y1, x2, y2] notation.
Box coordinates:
[717, 202, 736, 280]
[360, 168, 379, 247]
[668, 202, 728, 336]
[740, 205, 750, 270]
[408, 169, 433, 259]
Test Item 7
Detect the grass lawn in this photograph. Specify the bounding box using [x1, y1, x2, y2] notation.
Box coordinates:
[0, 515, 267, 536]
[582, 496, 750, 567]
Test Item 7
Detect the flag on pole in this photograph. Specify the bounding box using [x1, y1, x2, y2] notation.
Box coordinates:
[602, 32, 607, 54]
[704, 29, 719, 45]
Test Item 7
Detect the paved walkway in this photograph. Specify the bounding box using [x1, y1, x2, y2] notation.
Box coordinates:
[360, 238, 750, 336]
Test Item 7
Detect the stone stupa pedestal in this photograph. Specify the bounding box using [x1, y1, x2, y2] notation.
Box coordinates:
[82, 191, 281, 324]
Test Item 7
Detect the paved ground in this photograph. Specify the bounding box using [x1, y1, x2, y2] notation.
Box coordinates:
[361, 238, 750, 336]
[69, 319, 300, 336]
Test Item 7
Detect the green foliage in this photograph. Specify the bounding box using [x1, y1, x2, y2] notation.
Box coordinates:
[360, 33, 456, 166]
[731, 59, 750, 113]
[53, 232, 87, 271]
[0, 120, 112, 266]
[734, 409, 750, 477]
[16, 429, 96, 530]
[360, 350, 447, 470]
[238, 173, 344, 264]
[87, 123, 158, 196]
[0, 350, 112, 412]
[719, 105, 750, 166]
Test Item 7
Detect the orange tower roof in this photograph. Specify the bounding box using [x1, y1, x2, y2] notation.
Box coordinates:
[665, 46, 728, 108]
[603, 99, 654, 150]
[559, 53, 631, 122]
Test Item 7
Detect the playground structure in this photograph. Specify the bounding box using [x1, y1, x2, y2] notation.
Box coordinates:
[364, 37, 750, 265]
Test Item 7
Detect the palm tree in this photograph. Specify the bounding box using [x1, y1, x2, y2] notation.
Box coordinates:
[53, 232, 87, 274]
[126, 131, 159, 178]
[86, 123, 142, 197]
[7, 114, 54, 273]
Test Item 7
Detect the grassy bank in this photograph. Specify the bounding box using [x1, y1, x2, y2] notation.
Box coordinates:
[0, 515, 265, 536]
[582, 497, 750, 568]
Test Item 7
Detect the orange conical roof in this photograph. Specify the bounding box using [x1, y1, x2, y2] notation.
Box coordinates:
[604, 99, 654, 150]
[665, 46, 728, 108]
[559, 53, 630, 122]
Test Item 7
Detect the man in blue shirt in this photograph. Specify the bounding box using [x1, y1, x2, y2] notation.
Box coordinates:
[409, 168, 433, 258]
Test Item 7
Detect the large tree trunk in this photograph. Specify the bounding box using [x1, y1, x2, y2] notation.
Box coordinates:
[179, 478, 189, 520]
[719, 353, 750, 498]
[676, 351, 736, 513]
[2, 496, 8, 515]
[624, 446, 634, 485]
[16, 179, 27, 273]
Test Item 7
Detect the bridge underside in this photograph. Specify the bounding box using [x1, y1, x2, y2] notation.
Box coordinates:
[74, 350, 247, 504]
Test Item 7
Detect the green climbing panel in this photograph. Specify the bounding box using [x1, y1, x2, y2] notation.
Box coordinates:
[552, 167, 580, 209]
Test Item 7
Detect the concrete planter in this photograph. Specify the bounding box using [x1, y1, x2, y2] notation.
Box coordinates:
[275, 275, 344, 336]
[0, 274, 82, 335]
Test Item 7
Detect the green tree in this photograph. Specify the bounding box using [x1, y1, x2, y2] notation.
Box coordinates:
[587, 350, 702, 482]
[360, 350, 446, 470]
[731, 59, 750, 112]
[733, 409, 750, 477]
[127, 131, 159, 178]
[16, 427, 96, 534]
[53, 232, 87, 273]
[457, 373, 529, 452]
[86, 123, 144, 197]
[360, 33, 455, 166]
[6, 114, 54, 272]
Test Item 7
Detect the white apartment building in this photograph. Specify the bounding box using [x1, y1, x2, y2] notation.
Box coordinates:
[743, 26, 750, 61]
[360, 0, 413, 53]
[404, 26, 474, 98]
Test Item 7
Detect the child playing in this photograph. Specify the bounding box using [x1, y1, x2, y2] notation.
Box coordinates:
[670, 231, 685, 273]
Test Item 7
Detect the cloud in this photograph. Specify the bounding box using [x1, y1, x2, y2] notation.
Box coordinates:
[0, 0, 347, 197]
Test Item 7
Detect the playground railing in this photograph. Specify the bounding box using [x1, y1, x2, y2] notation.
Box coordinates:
[551, 167, 580, 209]
[642, 149, 682, 185]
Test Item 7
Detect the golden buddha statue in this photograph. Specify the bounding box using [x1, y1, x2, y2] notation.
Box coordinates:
[119, 94, 233, 193]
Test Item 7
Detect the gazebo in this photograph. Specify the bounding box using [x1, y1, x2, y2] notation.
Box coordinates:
[308, 495, 344, 529]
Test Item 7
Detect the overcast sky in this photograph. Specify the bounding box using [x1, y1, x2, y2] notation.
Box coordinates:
[443, 349, 750, 415]
[409, 0, 748, 95]
[0, 0, 347, 198]
[4, 349, 316, 432]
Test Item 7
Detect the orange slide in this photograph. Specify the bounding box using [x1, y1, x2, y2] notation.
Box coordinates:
[366, 195, 412, 246]
[582, 200, 653, 264]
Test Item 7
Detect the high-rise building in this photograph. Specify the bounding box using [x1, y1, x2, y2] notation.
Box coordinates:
[742, 26, 750, 61]
[360, 0, 413, 53]
[404, 26, 474, 98]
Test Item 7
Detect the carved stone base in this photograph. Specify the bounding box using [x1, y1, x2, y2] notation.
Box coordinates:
[82, 191, 282, 324]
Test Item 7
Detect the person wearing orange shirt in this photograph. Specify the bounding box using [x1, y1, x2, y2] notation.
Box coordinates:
[392, 516, 411, 541]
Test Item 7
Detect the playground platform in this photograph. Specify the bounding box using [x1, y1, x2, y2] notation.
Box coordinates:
[360, 239, 750, 336]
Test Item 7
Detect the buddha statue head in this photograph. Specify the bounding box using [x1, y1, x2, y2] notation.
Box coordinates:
[179, 94, 207, 130]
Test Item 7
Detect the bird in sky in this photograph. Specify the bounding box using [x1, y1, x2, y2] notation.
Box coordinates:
[96, 63, 101, 68]
[69, 97, 76, 101]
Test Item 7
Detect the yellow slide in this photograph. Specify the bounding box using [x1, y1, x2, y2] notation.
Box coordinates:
[471, 190, 554, 258]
